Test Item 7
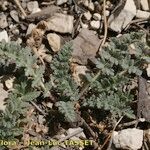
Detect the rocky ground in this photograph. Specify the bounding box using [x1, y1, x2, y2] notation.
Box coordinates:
[0, 0, 150, 150]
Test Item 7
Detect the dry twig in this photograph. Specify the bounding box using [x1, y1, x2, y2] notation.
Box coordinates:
[14, 0, 27, 17]
[100, 116, 123, 150]
[98, 0, 108, 52]
[30, 101, 46, 116]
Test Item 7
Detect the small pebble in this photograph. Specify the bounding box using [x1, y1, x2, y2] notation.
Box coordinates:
[1, 1, 8, 11]
[136, 10, 150, 19]
[93, 13, 101, 21]
[12, 29, 19, 35]
[83, 11, 92, 21]
[105, 10, 110, 16]
[32, 8, 41, 14]
[10, 10, 19, 22]
[88, 1, 94, 11]
[56, 0, 68, 5]
[83, 0, 94, 11]
[0, 30, 9, 42]
[26, 23, 36, 35]
[81, 23, 88, 29]
[16, 38, 22, 44]
[0, 13, 8, 29]
[27, 1, 39, 12]
[90, 20, 100, 30]
[21, 0, 27, 9]
[47, 33, 61, 52]
[140, 0, 149, 11]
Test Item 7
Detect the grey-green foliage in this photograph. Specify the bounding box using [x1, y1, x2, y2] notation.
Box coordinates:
[0, 42, 46, 141]
[51, 32, 149, 120]
[0, 31, 149, 134]
[83, 32, 149, 118]
[0, 81, 40, 140]
[51, 43, 79, 121]
[0, 42, 45, 88]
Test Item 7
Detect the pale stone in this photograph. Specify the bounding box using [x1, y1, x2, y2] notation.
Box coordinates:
[113, 128, 143, 150]
[56, 0, 68, 5]
[83, 11, 92, 20]
[81, 23, 88, 28]
[90, 20, 100, 29]
[47, 33, 61, 52]
[83, 0, 94, 11]
[0, 13, 8, 29]
[47, 13, 74, 34]
[108, 0, 136, 32]
[32, 8, 41, 14]
[12, 29, 19, 35]
[146, 64, 150, 77]
[0, 30, 9, 42]
[88, 1, 94, 11]
[66, 127, 86, 139]
[46, 102, 53, 108]
[140, 0, 149, 11]
[105, 10, 110, 16]
[136, 10, 150, 19]
[26, 23, 36, 35]
[44, 55, 52, 63]
[93, 13, 101, 20]
[72, 28, 101, 65]
[38, 115, 45, 124]
[27, 1, 39, 12]
[10, 10, 19, 22]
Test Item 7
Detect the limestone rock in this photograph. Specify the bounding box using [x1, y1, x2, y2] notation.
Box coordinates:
[146, 64, 150, 77]
[66, 127, 86, 140]
[136, 10, 150, 19]
[0, 30, 9, 42]
[140, 0, 149, 11]
[72, 28, 101, 65]
[56, 0, 68, 5]
[82, 0, 94, 11]
[0, 13, 8, 29]
[10, 10, 19, 22]
[27, 1, 39, 13]
[113, 128, 143, 150]
[93, 13, 101, 21]
[83, 11, 92, 21]
[47, 13, 74, 34]
[90, 20, 100, 30]
[26, 23, 36, 35]
[47, 33, 61, 52]
[108, 0, 136, 32]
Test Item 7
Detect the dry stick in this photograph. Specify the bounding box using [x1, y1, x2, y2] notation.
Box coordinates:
[106, 116, 123, 150]
[49, 128, 84, 150]
[81, 117, 97, 139]
[77, 71, 101, 100]
[100, 116, 123, 150]
[14, 0, 27, 17]
[41, 1, 55, 5]
[30, 101, 46, 116]
[144, 141, 149, 150]
[118, 120, 137, 128]
[59, 128, 83, 142]
[77, 0, 108, 100]
[124, 18, 149, 31]
[98, 0, 108, 52]
[132, 23, 149, 35]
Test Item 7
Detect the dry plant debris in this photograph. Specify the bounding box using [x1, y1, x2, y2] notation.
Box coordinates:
[0, 0, 150, 150]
